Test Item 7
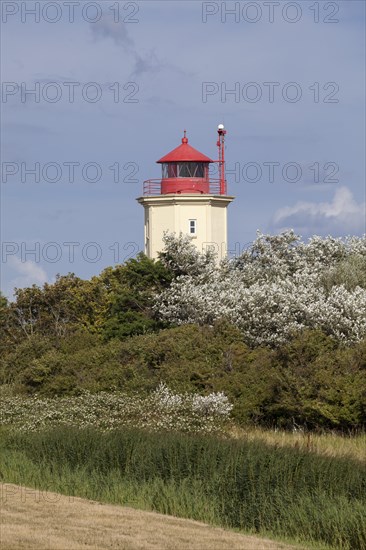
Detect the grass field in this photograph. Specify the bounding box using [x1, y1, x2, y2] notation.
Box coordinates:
[0, 427, 365, 550]
[0, 483, 303, 550]
[229, 426, 366, 462]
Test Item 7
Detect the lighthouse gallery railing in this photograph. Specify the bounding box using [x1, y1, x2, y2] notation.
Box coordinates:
[143, 178, 226, 196]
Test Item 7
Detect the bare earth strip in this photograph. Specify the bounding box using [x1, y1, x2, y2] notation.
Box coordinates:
[0, 484, 302, 550]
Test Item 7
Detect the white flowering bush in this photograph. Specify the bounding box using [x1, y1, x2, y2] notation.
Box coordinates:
[158, 232, 217, 278]
[0, 384, 233, 435]
[156, 232, 366, 346]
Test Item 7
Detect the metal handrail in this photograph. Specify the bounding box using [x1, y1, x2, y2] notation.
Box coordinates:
[142, 178, 226, 196]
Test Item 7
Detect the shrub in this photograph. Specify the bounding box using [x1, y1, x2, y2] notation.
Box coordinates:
[0, 384, 232, 435]
[156, 232, 366, 346]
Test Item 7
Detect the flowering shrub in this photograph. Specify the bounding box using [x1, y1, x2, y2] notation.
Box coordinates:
[0, 384, 233, 435]
[156, 231, 366, 346]
[158, 232, 216, 278]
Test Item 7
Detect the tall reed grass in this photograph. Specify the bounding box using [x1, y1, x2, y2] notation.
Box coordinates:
[229, 426, 366, 462]
[1, 427, 365, 549]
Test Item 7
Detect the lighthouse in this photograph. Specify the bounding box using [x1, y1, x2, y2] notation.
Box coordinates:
[137, 125, 234, 261]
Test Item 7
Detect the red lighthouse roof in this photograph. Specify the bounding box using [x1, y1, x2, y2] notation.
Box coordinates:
[157, 131, 213, 163]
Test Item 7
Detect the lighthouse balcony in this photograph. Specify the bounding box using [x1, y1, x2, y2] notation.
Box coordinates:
[143, 178, 226, 196]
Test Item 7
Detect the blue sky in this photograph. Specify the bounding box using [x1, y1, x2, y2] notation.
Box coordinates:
[1, 0, 365, 297]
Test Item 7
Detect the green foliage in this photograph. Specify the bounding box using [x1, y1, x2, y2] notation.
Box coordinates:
[102, 289, 161, 340]
[114, 252, 172, 291]
[0, 334, 54, 387]
[1, 241, 366, 432]
[100, 253, 172, 340]
[1, 427, 365, 549]
[8, 274, 108, 341]
[0, 292, 16, 356]
[321, 254, 366, 292]
[0, 255, 172, 388]
[267, 332, 366, 429]
[0, 254, 171, 349]
[18, 335, 119, 395]
[3, 324, 365, 431]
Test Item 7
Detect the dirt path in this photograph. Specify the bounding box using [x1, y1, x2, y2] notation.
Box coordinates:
[0, 483, 303, 550]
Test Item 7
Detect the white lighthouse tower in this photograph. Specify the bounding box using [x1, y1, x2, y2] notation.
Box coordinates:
[137, 125, 234, 261]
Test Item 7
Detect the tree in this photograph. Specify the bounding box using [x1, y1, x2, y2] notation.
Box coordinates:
[9, 274, 108, 341]
[101, 253, 172, 340]
[158, 232, 217, 278]
[0, 292, 17, 355]
[155, 232, 366, 346]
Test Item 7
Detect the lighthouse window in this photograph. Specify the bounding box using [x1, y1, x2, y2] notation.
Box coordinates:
[162, 163, 205, 178]
[178, 163, 205, 178]
[162, 164, 178, 178]
[189, 219, 197, 235]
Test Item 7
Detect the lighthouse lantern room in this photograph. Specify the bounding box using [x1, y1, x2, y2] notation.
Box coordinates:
[137, 126, 234, 261]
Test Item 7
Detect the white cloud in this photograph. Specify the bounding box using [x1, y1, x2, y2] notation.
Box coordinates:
[272, 186, 366, 237]
[6, 257, 49, 296]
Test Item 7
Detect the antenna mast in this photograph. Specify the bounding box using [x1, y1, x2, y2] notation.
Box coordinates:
[217, 124, 227, 195]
